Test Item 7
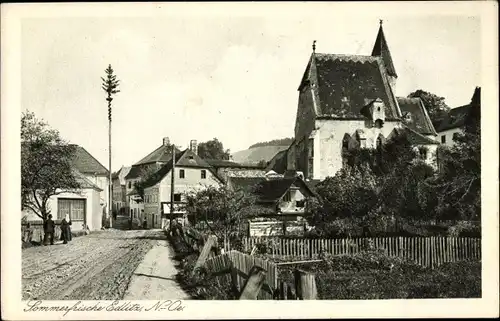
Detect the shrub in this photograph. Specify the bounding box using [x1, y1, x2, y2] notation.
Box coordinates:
[278, 250, 481, 299]
[168, 230, 235, 299]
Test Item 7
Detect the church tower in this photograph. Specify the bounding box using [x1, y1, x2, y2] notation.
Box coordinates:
[372, 20, 398, 92]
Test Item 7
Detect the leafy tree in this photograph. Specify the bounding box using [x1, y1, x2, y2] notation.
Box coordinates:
[197, 138, 231, 160]
[101, 64, 120, 227]
[21, 111, 82, 222]
[184, 185, 260, 240]
[308, 164, 379, 237]
[428, 128, 480, 221]
[425, 89, 481, 222]
[408, 89, 450, 125]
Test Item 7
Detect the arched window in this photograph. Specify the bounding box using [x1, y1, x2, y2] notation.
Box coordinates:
[374, 119, 383, 129]
[342, 134, 351, 151]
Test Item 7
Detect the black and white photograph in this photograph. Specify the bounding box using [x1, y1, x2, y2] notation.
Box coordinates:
[1, 1, 498, 320]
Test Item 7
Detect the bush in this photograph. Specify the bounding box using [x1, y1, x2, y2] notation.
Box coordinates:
[168, 230, 236, 299]
[279, 250, 481, 299]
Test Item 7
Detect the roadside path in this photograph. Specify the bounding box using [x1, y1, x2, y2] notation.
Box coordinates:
[123, 233, 190, 300]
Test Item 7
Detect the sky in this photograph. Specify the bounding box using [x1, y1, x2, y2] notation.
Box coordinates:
[21, 6, 481, 172]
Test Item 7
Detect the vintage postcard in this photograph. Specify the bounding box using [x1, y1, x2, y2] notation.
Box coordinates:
[1, 1, 499, 320]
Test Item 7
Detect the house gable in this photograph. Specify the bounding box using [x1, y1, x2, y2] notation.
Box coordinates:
[70, 145, 109, 176]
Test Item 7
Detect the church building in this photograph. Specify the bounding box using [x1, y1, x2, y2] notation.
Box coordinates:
[284, 21, 439, 180]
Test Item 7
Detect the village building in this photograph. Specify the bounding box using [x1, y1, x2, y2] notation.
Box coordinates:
[111, 165, 131, 215]
[281, 22, 439, 180]
[434, 87, 481, 147]
[228, 175, 317, 236]
[204, 158, 266, 183]
[22, 145, 108, 232]
[124, 137, 181, 224]
[141, 142, 224, 229]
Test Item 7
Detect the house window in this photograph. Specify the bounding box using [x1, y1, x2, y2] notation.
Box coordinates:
[57, 198, 85, 221]
[201, 169, 207, 179]
[173, 193, 182, 202]
[374, 119, 383, 129]
[441, 135, 446, 144]
[282, 191, 291, 202]
[179, 169, 185, 179]
[452, 132, 459, 141]
[296, 200, 305, 208]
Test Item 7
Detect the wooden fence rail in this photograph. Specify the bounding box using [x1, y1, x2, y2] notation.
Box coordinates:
[203, 250, 279, 300]
[223, 236, 481, 269]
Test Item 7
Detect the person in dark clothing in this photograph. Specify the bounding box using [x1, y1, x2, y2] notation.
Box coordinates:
[43, 214, 55, 245]
[128, 216, 133, 230]
[60, 214, 72, 244]
[142, 216, 147, 229]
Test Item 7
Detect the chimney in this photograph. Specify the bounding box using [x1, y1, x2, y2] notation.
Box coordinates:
[162, 137, 170, 146]
[190, 140, 198, 155]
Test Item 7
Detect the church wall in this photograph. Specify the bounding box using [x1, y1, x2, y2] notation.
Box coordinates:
[315, 119, 402, 179]
[294, 86, 316, 142]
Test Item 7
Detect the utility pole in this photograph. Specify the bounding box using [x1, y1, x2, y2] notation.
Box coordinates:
[169, 144, 176, 229]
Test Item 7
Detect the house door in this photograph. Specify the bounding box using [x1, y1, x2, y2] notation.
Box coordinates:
[58, 198, 86, 228]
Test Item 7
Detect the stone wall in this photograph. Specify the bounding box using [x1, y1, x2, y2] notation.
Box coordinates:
[315, 119, 402, 179]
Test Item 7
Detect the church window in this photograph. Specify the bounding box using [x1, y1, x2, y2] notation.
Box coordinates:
[308, 158, 314, 179]
[308, 138, 314, 158]
[374, 119, 383, 129]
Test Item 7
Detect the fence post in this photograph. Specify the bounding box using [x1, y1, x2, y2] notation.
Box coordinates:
[193, 235, 218, 275]
[239, 266, 267, 300]
[294, 269, 317, 300]
[279, 281, 288, 300]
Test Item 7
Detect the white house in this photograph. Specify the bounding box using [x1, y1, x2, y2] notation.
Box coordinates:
[434, 87, 481, 147]
[69, 145, 110, 221]
[22, 145, 108, 232]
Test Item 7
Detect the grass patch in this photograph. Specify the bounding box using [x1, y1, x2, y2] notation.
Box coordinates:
[279, 250, 481, 299]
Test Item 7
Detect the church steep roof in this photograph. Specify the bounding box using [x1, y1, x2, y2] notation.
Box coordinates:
[371, 22, 398, 78]
[397, 97, 437, 136]
[299, 53, 400, 119]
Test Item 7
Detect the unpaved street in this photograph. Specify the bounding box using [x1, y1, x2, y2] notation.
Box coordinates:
[22, 224, 166, 301]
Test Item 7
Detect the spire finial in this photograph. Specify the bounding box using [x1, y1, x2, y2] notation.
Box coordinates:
[379, 19, 383, 26]
[312, 40, 316, 53]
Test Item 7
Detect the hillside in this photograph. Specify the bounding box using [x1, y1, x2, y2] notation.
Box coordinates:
[231, 145, 289, 165]
[248, 138, 294, 149]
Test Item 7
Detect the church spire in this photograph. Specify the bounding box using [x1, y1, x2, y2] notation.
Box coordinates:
[371, 20, 398, 78]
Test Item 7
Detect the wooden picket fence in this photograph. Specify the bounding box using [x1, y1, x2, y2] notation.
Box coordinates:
[223, 236, 481, 269]
[204, 250, 279, 299]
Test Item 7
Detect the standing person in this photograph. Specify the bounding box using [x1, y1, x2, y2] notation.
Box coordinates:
[67, 214, 72, 241]
[60, 214, 72, 244]
[43, 214, 55, 246]
[128, 215, 133, 230]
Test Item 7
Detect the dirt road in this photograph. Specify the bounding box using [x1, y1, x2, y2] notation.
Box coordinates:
[22, 222, 165, 301]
